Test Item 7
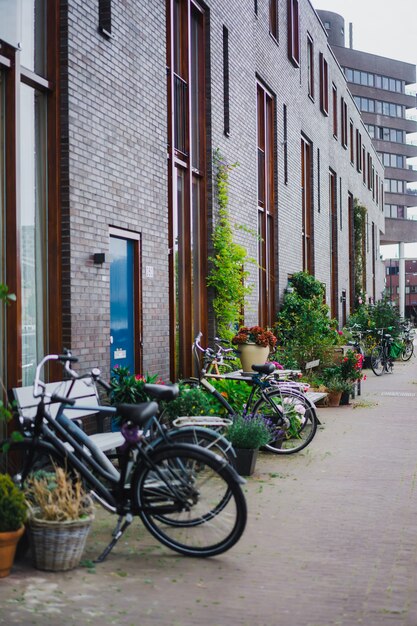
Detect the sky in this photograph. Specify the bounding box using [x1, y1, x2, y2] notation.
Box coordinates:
[312, 0, 417, 259]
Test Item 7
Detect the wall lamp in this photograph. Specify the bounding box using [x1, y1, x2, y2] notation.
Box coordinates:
[93, 253, 106, 265]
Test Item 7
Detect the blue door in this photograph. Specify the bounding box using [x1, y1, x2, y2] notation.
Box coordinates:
[110, 236, 135, 373]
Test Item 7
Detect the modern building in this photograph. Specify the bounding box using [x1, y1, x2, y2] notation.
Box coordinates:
[384, 259, 417, 322]
[317, 9, 417, 315]
[0, 0, 384, 401]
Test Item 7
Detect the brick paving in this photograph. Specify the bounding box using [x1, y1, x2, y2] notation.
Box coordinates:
[1, 355, 417, 625]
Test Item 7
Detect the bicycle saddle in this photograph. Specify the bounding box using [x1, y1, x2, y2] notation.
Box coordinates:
[144, 383, 179, 402]
[251, 363, 276, 375]
[117, 401, 159, 426]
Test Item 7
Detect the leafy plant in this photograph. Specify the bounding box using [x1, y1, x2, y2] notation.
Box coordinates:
[160, 382, 215, 421]
[0, 283, 16, 424]
[353, 200, 367, 306]
[226, 416, 272, 449]
[109, 367, 161, 405]
[273, 272, 340, 368]
[207, 149, 253, 340]
[25, 467, 93, 522]
[0, 473, 27, 532]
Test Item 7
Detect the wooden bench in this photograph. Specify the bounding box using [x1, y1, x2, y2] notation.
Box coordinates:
[10, 379, 124, 453]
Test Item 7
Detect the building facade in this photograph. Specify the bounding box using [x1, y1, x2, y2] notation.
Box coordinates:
[0, 0, 384, 395]
[317, 10, 417, 223]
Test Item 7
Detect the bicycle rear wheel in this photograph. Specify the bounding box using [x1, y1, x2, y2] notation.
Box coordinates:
[0, 439, 66, 486]
[252, 389, 318, 454]
[370, 346, 384, 375]
[155, 426, 235, 465]
[132, 444, 247, 557]
[401, 340, 414, 361]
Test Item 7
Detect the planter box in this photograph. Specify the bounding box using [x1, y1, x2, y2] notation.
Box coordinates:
[234, 448, 258, 476]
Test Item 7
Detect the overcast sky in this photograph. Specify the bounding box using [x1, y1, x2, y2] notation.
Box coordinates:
[312, 0, 417, 259]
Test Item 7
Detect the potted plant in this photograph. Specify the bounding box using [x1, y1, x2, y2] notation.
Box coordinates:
[322, 376, 346, 407]
[24, 467, 94, 572]
[226, 416, 272, 476]
[232, 326, 277, 373]
[0, 473, 27, 577]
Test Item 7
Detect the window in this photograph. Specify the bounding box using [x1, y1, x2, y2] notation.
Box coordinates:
[348, 193, 355, 312]
[287, 0, 300, 66]
[367, 153, 372, 190]
[269, 0, 278, 41]
[356, 130, 362, 172]
[332, 84, 337, 137]
[167, 0, 207, 378]
[257, 82, 276, 327]
[319, 53, 328, 115]
[349, 120, 354, 163]
[307, 34, 314, 100]
[223, 26, 229, 137]
[283, 104, 288, 184]
[98, 0, 112, 37]
[301, 136, 313, 274]
[329, 170, 338, 319]
[362, 146, 366, 184]
[341, 98, 348, 148]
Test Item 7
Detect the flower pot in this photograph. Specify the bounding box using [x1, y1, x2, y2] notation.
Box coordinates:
[234, 448, 258, 476]
[0, 526, 25, 578]
[238, 344, 270, 374]
[327, 391, 342, 407]
[29, 514, 94, 572]
[339, 390, 351, 405]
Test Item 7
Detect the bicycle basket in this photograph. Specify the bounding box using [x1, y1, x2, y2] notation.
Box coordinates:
[389, 341, 403, 359]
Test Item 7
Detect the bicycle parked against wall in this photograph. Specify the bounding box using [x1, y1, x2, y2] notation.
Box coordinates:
[370, 329, 395, 376]
[0, 353, 247, 560]
[180, 333, 319, 455]
[399, 320, 415, 361]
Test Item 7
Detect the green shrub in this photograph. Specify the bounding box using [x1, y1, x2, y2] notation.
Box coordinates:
[0, 473, 27, 532]
[109, 367, 161, 405]
[160, 382, 215, 421]
[273, 272, 340, 368]
[226, 416, 272, 449]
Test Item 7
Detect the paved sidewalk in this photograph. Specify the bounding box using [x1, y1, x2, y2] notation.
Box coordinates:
[1, 355, 417, 626]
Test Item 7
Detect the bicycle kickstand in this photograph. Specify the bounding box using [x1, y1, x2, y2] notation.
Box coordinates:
[95, 513, 133, 563]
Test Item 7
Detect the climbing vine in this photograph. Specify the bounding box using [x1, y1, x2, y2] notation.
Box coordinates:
[353, 200, 367, 305]
[207, 149, 252, 340]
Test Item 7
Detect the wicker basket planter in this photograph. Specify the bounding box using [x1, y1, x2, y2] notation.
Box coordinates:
[29, 514, 94, 572]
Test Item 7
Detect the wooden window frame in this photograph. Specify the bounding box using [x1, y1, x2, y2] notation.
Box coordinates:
[269, 0, 279, 42]
[356, 130, 362, 172]
[329, 169, 338, 319]
[257, 81, 276, 328]
[98, 0, 112, 38]
[287, 0, 300, 67]
[341, 97, 348, 148]
[301, 136, 314, 274]
[223, 25, 230, 137]
[349, 120, 354, 164]
[319, 53, 329, 116]
[307, 33, 314, 100]
[332, 84, 337, 138]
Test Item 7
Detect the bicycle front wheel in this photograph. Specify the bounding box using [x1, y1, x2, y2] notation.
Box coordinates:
[370, 346, 384, 375]
[252, 390, 318, 454]
[401, 340, 414, 361]
[132, 444, 247, 557]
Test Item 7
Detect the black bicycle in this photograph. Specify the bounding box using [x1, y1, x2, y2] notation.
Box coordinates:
[370, 329, 394, 376]
[180, 333, 318, 455]
[0, 353, 247, 560]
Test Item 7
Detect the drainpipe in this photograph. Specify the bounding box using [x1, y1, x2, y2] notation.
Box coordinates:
[399, 242, 405, 318]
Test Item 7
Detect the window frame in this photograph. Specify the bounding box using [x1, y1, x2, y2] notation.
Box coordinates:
[319, 53, 329, 116]
[287, 0, 300, 67]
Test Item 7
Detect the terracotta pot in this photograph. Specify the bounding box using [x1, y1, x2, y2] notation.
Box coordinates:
[0, 526, 25, 578]
[327, 391, 342, 407]
[238, 344, 270, 373]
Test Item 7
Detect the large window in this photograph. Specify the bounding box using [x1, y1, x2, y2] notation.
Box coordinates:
[329, 170, 338, 319]
[0, 0, 59, 389]
[257, 82, 275, 327]
[167, 0, 207, 378]
[20, 86, 48, 384]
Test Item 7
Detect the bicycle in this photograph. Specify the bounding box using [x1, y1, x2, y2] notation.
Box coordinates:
[370, 329, 395, 376]
[181, 333, 319, 455]
[0, 353, 247, 560]
[399, 320, 415, 361]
